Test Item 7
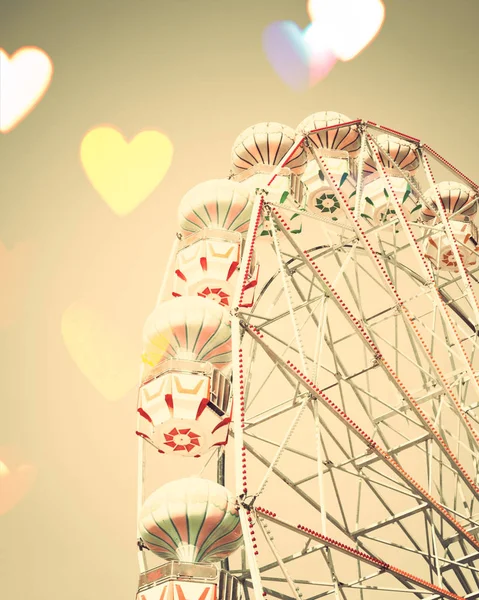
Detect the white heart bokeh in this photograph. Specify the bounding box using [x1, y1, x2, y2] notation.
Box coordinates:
[307, 0, 385, 61]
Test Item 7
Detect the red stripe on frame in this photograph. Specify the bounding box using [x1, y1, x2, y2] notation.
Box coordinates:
[196, 397, 210, 419]
[165, 394, 174, 416]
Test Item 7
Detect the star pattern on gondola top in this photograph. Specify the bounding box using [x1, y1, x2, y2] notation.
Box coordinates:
[198, 287, 230, 307]
[163, 427, 202, 453]
[441, 249, 460, 270]
[315, 192, 341, 216]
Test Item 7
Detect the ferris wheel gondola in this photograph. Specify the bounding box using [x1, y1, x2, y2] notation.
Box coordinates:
[137, 296, 233, 457]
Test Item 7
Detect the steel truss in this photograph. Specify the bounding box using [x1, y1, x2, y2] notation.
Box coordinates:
[136, 121, 479, 600]
[228, 122, 479, 600]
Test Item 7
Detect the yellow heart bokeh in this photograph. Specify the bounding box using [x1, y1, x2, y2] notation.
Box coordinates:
[0, 46, 53, 134]
[61, 300, 139, 401]
[307, 0, 385, 61]
[80, 126, 174, 216]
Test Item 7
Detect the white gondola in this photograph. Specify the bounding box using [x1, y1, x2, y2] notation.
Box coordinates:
[175, 179, 259, 307]
[360, 175, 420, 225]
[423, 219, 479, 272]
[136, 479, 243, 598]
[360, 134, 422, 224]
[136, 563, 244, 600]
[137, 297, 233, 456]
[422, 181, 478, 222]
[422, 181, 479, 272]
[296, 111, 360, 220]
[231, 122, 307, 236]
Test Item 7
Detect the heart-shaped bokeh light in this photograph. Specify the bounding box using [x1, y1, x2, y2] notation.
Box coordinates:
[307, 0, 385, 61]
[263, 21, 310, 91]
[263, 21, 336, 91]
[0, 447, 36, 515]
[0, 47, 53, 134]
[302, 22, 337, 85]
[80, 126, 173, 216]
[61, 299, 139, 401]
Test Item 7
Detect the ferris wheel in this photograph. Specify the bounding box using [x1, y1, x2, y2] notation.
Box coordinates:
[134, 112, 479, 600]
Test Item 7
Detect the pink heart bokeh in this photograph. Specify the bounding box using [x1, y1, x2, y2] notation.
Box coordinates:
[262, 21, 336, 91]
[0, 446, 36, 516]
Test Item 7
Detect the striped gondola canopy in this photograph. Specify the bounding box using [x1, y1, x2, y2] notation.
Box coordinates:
[139, 477, 243, 563]
[142, 296, 232, 370]
[422, 181, 478, 222]
[231, 122, 307, 175]
[178, 179, 252, 237]
[363, 134, 420, 176]
[296, 111, 361, 158]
